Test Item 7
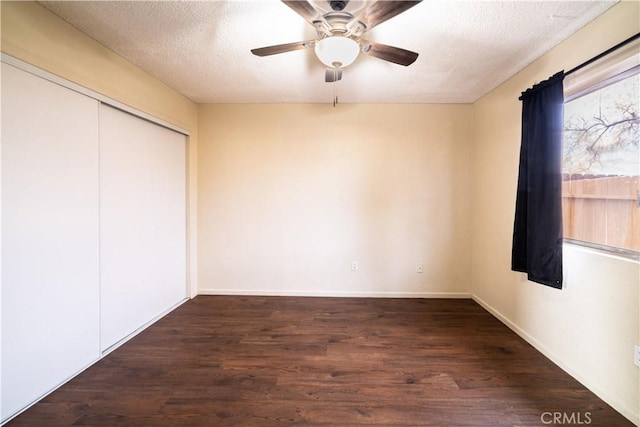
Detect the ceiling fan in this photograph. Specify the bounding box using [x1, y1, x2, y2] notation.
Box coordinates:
[251, 0, 422, 83]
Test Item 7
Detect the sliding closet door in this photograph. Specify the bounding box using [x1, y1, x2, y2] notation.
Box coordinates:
[99, 104, 187, 351]
[1, 63, 100, 421]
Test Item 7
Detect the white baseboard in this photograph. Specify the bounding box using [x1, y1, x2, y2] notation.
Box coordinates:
[472, 294, 639, 426]
[198, 288, 471, 299]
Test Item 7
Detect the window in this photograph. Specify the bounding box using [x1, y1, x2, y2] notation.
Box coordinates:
[562, 46, 639, 258]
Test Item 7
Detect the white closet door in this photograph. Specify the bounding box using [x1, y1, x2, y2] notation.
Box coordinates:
[1, 63, 100, 421]
[99, 104, 187, 351]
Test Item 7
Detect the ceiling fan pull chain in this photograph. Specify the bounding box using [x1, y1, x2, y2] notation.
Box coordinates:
[333, 72, 338, 107]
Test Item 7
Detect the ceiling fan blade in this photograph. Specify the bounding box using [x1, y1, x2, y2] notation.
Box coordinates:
[325, 68, 343, 83]
[251, 40, 314, 57]
[361, 40, 419, 66]
[356, 1, 422, 31]
[282, 0, 320, 24]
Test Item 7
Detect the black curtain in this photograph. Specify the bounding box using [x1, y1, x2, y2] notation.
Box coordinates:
[512, 71, 565, 289]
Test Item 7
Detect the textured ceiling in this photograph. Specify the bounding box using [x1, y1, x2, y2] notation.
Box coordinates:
[40, 0, 617, 104]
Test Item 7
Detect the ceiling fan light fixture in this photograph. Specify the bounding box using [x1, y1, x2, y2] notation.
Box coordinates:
[315, 36, 360, 69]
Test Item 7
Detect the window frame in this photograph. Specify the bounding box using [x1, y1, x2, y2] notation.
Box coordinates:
[562, 47, 640, 262]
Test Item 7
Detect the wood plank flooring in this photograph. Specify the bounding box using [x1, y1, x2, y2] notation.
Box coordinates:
[7, 296, 633, 426]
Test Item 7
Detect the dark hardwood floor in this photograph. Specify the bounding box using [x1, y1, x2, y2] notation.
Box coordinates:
[8, 296, 633, 426]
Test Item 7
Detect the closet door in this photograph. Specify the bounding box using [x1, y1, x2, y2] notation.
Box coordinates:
[1, 63, 100, 421]
[99, 104, 187, 351]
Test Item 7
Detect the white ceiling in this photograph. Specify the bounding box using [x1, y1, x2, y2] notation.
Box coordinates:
[40, 0, 617, 104]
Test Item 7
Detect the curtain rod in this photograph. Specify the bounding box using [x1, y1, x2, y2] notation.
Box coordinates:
[565, 32, 640, 76]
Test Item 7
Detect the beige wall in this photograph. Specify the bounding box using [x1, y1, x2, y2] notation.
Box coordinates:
[471, 1, 640, 424]
[198, 104, 473, 296]
[1, 1, 199, 297]
[1, 2, 196, 132]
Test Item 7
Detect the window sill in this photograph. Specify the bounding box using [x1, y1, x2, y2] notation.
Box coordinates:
[563, 239, 640, 263]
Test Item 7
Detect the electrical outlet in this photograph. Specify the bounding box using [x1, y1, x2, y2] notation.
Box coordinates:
[634, 345, 640, 368]
[416, 264, 424, 273]
[351, 261, 358, 271]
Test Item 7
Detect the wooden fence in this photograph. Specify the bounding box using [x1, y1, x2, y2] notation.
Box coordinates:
[562, 175, 639, 251]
